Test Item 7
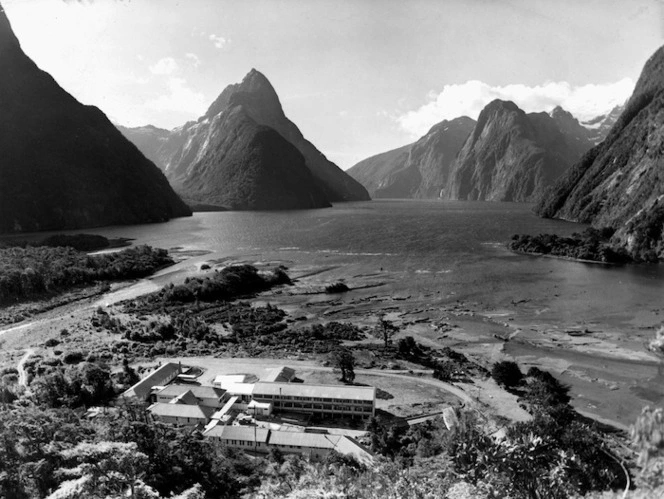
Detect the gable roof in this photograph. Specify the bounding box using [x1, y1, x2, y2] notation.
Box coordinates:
[263, 366, 297, 383]
[148, 403, 214, 420]
[170, 390, 199, 405]
[156, 384, 225, 400]
[121, 363, 181, 401]
[268, 431, 341, 449]
[204, 425, 270, 444]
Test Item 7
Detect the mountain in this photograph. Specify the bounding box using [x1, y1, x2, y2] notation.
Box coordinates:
[121, 70, 369, 208]
[116, 124, 171, 167]
[581, 104, 625, 144]
[201, 70, 369, 202]
[347, 117, 476, 198]
[135, 71, 332, 211]
[170, 106, 330, 210]
[441, 100, 594, 202]
[0, 4, 191, 233]
[536, 45, 664, 260]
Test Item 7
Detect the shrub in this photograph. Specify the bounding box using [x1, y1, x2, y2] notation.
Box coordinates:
[44, 338, 60, 347]
[492, 360, 523, 388]
[63, 351, 85, 365]
[325, 282, 349, 293]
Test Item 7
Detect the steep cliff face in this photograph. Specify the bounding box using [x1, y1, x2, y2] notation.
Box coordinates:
[347, 117, 476, 198]
[0, 5, 191, 233]
[171, 106, 330, 210]
[536, 45, 664, 260]
[442, 100, 593, 202]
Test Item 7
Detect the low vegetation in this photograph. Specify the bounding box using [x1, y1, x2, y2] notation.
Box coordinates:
[0, 245, 173, 304]
[0, 233, 126, 252]
[509, 227, 632, 264]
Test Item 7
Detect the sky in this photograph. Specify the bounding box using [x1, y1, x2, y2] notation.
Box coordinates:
[3, 0, 663, 169]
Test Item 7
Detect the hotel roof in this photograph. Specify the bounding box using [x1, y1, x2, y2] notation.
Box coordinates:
[121, 363, 181, 401]
[204, 425, 270, 444]
[148, 403, 214, 419]
[263, 366, 297, 383]
[268, 431, 341, 449]
[224, 382, 256, 396]
[156, 384, 225, 400]
[252, 382, 375, 401]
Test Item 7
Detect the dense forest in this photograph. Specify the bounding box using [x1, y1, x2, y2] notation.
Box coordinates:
[508, 227, 633, 264]
[0, 244, 173, 304]
[1, 351, 663, 498]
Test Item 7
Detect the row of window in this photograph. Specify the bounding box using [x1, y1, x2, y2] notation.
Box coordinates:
[224, 439, 262, 447]
[275, 402, 372, 413]
[254, 394, 373, 405]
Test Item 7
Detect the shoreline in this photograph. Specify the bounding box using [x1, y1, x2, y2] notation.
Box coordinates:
[508, 248, 619, 266]
[0, 248, 661, 430]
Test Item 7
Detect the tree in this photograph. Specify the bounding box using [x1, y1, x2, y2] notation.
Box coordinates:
[433, 361, 456, 382]
[48, 441, 152, 499]
[330, 348, 355, 383]
[121, 359, 140, 388]
[374, 315, 399, 349]
[632, 406, 664, 492]
[491, 360, 523, 388]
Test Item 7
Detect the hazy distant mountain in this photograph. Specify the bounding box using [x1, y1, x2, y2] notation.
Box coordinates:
[120, 70, 368, 209]
[347, 117, 476, 198]
[116, 124, 171, 168]
[0, 5, 191, 233]
[580, 104, 625, 144]
[441, 100, 594, 202]
[536, 45, 664, 260]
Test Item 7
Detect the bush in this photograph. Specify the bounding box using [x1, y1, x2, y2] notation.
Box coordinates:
[325, 282, 349, 293]
[63, 351, 85, 365]
[44, 338, 60, 347]
[492, 360, 523, 388]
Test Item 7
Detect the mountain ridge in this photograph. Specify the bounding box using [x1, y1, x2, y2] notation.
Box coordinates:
[535, 45, 664, 260]
[120, 69, 369, 207]
[0, 4, 191, 233]
[347, 116, 476, 198]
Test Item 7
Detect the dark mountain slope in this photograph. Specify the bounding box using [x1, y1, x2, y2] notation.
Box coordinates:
[0, 4, 191, 233]
[201, 69, 369, 202]
[536, 45, 664, 260]
[173, 106, 330, 210]
[347, 117, 476, 198]
[346, 144, 412, 198]
[442, 100, 593, 202]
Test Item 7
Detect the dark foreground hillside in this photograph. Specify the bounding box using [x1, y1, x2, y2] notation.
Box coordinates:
[0, 5, 191, 233]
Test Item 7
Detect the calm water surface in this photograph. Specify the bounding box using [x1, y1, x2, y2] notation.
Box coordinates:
[28, 200, 664, 329]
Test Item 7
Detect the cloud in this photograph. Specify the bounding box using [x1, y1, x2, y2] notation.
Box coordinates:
[396, 78, 635, 138]
[209, 33, 229, 49]
[149, 57, 179, 75]
[147, 77, 206, 115]
[185, 53, 202, 68]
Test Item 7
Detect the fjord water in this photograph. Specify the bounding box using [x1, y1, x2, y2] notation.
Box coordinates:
[88, 200, 663, 331]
